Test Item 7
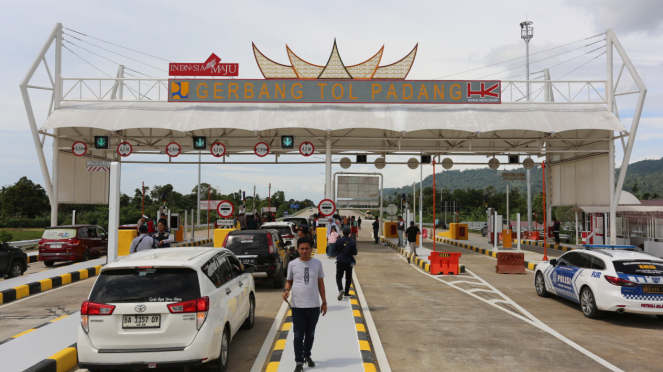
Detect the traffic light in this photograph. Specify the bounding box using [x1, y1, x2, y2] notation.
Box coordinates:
[281, 135, 294, 149]
[94, 136, 109, 149]
[356, 155, 367, 163]
[193, 136, 207, 150]
[421, 155, 431, 164]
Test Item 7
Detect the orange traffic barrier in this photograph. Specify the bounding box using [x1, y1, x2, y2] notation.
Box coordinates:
[495, 252, 526, 274]
[503, 229, 512, 248]
[422, 229, 428, 238]
[428, 252, 462, 275]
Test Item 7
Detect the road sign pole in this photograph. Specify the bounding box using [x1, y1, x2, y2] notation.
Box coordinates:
[197, 151, 201, 227]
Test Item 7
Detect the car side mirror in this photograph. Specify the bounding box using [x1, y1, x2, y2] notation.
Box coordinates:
[100, 233, 107, 239]
[284, 241, 291, 246]
[549, 258, 557, 267]
[244, 264, 256, 274]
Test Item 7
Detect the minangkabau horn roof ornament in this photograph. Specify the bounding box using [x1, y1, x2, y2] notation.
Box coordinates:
[253, 41, 417, 80]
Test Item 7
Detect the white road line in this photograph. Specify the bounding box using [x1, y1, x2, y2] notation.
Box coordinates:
[249, 298, 289, 372]
[396, 253, 624, 372]
[353, 270, 392, 372]
[0, 278, 92, 308]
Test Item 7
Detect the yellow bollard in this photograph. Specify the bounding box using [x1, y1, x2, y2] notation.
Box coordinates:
[317, 227, 327, 254]
[118, 229, 137, 256]
[214, 228, 237, 248]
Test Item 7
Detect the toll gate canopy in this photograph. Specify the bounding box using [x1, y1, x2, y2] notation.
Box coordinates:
[22, 24, 647, 246]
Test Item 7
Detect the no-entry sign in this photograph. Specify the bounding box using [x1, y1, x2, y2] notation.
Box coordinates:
[72, 141, 87, 156]
[117, 142, 132, 157]
[216, 200, 235, 218]
[210, 142, 226, 157]
[166, 142, 181, 157]
[254, 142, 269, 157]
[299, 141, 314, 157]
[318, 199, 336, 217]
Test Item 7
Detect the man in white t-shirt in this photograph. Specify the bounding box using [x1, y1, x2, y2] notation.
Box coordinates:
[283, 237, 327, 372]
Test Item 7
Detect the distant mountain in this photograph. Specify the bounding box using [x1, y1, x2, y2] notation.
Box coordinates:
[384, 158, 663, 198]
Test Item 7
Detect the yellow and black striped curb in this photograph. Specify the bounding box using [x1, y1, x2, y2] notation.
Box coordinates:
[266, 309, 293, 372]
[349, 284, 378, 372]
[23, 343, 78, 372]
[516, 239, 577, 252]
[172, 238, 213, 247]
[434, 237, 538, 271]
[0, 312, 74, 345]
[379, 237, 466, 274]
[0, 265, 103, 305]
[27, 254, 40, 264]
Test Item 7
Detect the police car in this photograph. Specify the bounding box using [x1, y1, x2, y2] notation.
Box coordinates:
[534, 247, 663, 319]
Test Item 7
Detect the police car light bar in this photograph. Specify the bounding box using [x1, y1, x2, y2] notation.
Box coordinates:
[582, 245, 637, 250]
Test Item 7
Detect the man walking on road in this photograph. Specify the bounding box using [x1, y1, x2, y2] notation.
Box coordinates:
[405, 221, 421, 264]
[283, 237, 327, 372]
[335, 227, 357, 300]
[397, 215, 405, 247]
[372, 218, 380, 244]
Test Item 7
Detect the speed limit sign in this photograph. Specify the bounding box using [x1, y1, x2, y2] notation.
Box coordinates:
[299, 141, 315, 157]
[117, 142, 132, 157]
[210, 142, 226, 157]
[166, 142, 181, 157]
[72, 141, 87, 156]
[254, 142, 269, 157]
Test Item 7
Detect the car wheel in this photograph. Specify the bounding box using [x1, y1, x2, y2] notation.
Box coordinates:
[44, 261, 54, 267]
[242, 294, 256, 330]
[82, 250, 91, 262]
[580, 286, 603, 319]
[9, 262, 23, 278]
[535, 272, 550, 297]
[207, 326, 230, 371]
[272, 272, 285, 288]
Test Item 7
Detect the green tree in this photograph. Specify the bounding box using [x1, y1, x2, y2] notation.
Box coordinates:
[0, 177, 50, 218]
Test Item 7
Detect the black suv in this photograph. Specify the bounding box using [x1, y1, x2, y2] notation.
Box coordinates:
[222, 230, 291, 288]
[1, 242, 28, 278]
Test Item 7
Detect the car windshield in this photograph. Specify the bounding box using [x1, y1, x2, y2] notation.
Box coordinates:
[283, 218, 307, 225]
[225, 234, 269, 253]
[42, 229, 77, 240]
[261, 226, 293, 236]
[89, 268, 200, 303]
[613, 260, 663, 276]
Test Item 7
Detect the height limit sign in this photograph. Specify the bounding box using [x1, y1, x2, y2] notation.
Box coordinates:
[318, 199, 336, 217]
[299, 141, 314, 157]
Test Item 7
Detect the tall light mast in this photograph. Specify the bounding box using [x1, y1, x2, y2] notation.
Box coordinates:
[521, 20, 534, 232]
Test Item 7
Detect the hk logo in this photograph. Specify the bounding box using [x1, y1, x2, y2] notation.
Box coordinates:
[171, 82, 189, 99]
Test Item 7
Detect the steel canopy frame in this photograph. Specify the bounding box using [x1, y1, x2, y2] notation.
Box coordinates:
[22, 24, 646, 245]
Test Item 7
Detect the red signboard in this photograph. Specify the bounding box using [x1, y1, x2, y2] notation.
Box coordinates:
[169, 53, 239, 77]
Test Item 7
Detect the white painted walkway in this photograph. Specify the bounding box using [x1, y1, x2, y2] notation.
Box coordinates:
[277, 255, 364, 372]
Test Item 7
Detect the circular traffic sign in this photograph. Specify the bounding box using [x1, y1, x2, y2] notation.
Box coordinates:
[216, 200, 235, 218]
[318, 199, 336, 217]
[117, 142, 132, 157]
[166, 142, 181, 157]
[299, 141, 314, 157]
[210, 142, 226, 157]
[72, 141, 87, 156]
[254, 142, 269, 157]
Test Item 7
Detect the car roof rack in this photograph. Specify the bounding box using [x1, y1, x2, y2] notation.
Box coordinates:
[582, 244, 637, 250]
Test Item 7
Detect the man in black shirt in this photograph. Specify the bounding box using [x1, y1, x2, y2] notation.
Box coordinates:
[405, 221, 421, 264]
[372, 218, 380, 244]
[553, 218, 561, 244]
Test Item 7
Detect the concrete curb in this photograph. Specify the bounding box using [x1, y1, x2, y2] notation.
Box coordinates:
[265, 309, 293, 372]
[172, 238, 213, 247]
[434, 236, 539, 271]
[27, 255, 39, 264]
[0, 312, 75, 346]
[23, 343, 78, 372]
[0, 264, 102, 305]
[380, 238, 431, 272]
[349, 284, 378, 372]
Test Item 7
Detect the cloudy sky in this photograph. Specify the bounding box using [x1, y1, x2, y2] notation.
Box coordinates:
[1, 0, 662, 203]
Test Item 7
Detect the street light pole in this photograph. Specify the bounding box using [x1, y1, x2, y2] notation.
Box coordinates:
[520, 20, 534, 101]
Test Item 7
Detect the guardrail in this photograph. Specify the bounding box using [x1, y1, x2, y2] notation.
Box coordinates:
[7, 239, 40, 247]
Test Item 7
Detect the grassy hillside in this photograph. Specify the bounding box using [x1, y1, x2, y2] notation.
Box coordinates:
[385, 157, 663, 199]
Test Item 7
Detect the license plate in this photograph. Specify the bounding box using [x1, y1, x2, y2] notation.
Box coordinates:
[242, 258, 256, 265]
[642, 285, 663, 294]
[50, 244, 62, 248]
[122, 314, 161, 328]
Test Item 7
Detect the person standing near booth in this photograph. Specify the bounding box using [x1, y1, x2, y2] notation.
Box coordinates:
[405, 221, 421, 264]
[153, 221, 173, 248]
[397, 215, 405, 247]
[372, 218, 380, 244]
[553, 218, 561, 244]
